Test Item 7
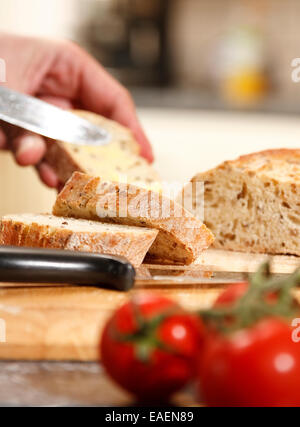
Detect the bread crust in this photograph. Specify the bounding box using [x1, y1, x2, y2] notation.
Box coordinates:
[0, 215, 158, 268]
[233, 148, 300, 165]
[192, 148, 300, 180]
[53, 172, 215, 265]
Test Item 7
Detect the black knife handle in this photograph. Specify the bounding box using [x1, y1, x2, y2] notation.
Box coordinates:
[0, 246, 135, 291]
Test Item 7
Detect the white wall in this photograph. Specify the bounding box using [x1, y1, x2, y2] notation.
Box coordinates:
[0, 0, 86, 39]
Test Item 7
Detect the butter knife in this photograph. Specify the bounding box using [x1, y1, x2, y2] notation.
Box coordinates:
[0, 86, 110, 146]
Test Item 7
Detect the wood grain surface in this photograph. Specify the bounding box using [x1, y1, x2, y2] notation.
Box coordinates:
[0, 282, 222, 361]
[0, 249, 299, 361]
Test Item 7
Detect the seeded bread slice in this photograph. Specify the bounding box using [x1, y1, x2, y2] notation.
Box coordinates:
[0, 214, 158, 267]
[53, 172, 215, 265]
[44, 110, 160, 188]
[178, 149, 300, 256]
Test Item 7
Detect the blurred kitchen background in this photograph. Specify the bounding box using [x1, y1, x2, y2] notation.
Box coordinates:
[1, 0, 300, 214]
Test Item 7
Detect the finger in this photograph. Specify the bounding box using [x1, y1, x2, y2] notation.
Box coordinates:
[132, 126, 154, 163]
[0, 127, 7, 149]
[12, 133, 46, 166]
[75, 49, 154, 162]
[37, 95, 74, 110]
[110, 92, 154, 162]
[36, 162, 59, 188]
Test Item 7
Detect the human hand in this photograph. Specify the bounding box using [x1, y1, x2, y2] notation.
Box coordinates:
[0, 33, 153, 188]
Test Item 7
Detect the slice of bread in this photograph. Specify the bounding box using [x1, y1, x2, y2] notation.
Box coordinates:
[53, 172, 215, 265]
[0, 213, 158, 267]
[44, 110, 160, 188]
[178, 149, 300, 256]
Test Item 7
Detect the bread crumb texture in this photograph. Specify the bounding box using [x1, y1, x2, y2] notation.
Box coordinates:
[179, 149, 300, 256]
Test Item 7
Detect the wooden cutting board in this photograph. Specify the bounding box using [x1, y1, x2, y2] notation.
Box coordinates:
[0, 249, 299, 361]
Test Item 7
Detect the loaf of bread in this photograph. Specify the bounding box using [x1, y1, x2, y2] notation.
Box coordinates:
[178, 149, 300, 256]
[44, 110, 160, 188]
[0, 214, 158, 267]
[53, 172, 215, 265]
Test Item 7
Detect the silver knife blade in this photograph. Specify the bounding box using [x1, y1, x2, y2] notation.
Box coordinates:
[0, 86, 110, 146]
[136, 264, 287, 285]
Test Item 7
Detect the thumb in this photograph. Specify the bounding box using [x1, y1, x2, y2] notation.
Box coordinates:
[12, 132, 46, 166]
[0, 120, 46, 165]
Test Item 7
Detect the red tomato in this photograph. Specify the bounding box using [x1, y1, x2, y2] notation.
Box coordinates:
[214, 282, 248, 307]
[215, 281, 290, 308]
[199, 317, 300, 406]
[100, 293, 205, 401]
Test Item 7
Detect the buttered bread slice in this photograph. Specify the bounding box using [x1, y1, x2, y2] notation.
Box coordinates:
[44, 110, 160, 189]
[178, 149, 300, 256]
[0, 214, 158, 267]
[53, 172, 214, 265]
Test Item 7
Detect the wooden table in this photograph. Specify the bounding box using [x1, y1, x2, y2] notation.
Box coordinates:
[0, 361, 198, 406]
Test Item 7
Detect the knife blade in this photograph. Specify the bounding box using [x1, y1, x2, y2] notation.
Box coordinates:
[0, 246, 135, 291]
[0, 86, 111, 146]
[136, 264, 286, 285]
